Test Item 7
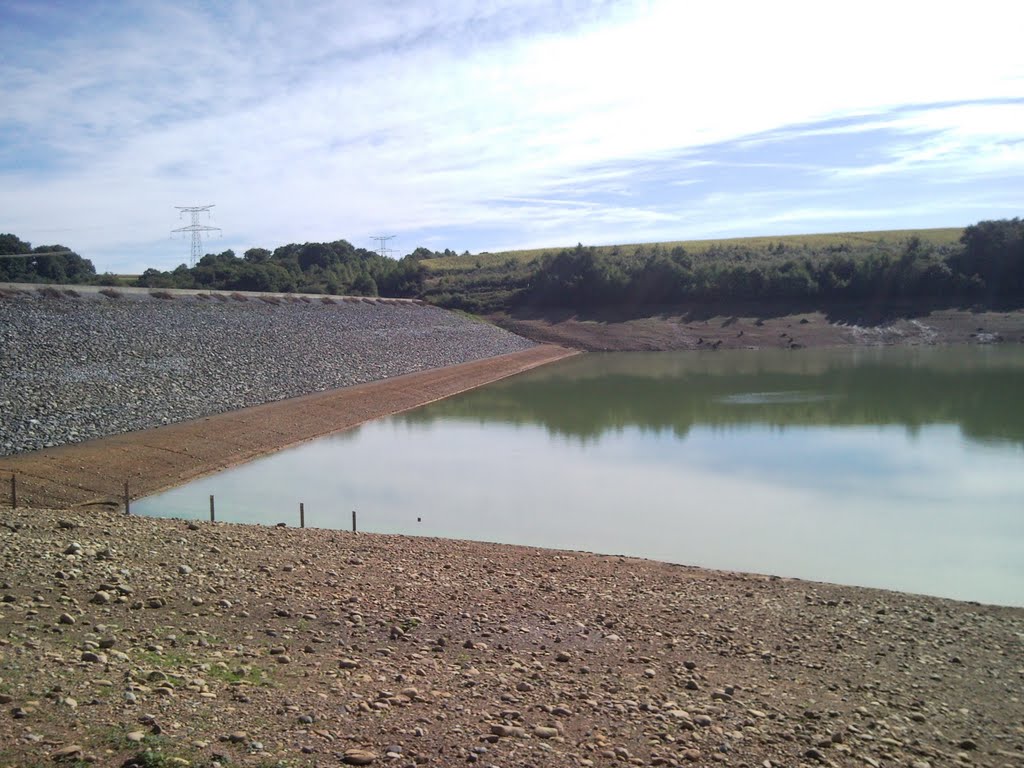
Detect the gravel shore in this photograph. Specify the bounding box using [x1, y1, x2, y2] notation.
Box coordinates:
[0, 507, 1021, 768]
[0, 290, 534, 456]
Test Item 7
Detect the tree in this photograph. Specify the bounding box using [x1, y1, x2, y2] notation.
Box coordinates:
[351, 273, 378, 296]
[244, 247, 271, 264]
[950, 218, 1024, 298]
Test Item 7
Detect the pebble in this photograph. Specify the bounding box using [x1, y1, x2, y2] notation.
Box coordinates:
[50, 744, 83, 761]
[342, 748, 378, 765]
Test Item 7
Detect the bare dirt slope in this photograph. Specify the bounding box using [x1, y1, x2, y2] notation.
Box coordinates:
[0, 346, 576, 510]
[492, 307, 1024, 351]
[0, 507, 1021, 768]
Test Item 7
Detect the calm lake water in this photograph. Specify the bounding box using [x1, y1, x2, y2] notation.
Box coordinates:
[135, 346, 1024, 606]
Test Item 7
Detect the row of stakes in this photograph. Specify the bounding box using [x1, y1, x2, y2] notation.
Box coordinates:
[5, 474, 358, 532]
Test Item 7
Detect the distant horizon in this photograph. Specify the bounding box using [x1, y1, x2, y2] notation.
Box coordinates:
[2, 2, 1021, 273]
[4, 222, 972, 274]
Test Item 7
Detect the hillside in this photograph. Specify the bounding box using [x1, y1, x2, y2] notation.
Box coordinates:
[423, 227, 964, 273]
[420, 221, 1024, 316]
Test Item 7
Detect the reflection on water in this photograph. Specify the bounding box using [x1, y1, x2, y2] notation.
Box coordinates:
[398, 346, 1024, 445]
[716, 391, 837, 405]
[136, 346, 1024, 606]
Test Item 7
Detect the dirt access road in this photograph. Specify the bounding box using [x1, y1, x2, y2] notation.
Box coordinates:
[0, 345, 576, 510]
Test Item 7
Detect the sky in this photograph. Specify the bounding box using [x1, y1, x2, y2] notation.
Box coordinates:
[1, 0, 1022, 274]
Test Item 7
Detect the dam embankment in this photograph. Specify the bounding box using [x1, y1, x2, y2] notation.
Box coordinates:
[0, 285, 575, 507]
[0, 286, 535, 456]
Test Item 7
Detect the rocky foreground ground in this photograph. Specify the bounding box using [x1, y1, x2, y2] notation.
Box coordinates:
[0, 507, 1021, 768]
[0, 289, 533, 456]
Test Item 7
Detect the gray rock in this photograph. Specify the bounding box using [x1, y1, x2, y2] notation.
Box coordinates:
[0, 293, 534, 456]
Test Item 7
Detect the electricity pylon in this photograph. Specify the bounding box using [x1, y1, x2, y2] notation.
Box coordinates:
[371, 235, 395, 258]
[172, 205, 221, 267]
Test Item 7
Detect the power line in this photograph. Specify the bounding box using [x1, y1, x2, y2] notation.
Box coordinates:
[0, 252, 76, 259]
[172, 205, 221, 267]
[371, 234, 395, 259]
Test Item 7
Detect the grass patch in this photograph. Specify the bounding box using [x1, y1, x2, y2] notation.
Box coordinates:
[133, 648, 194, 670]
[149, 290, 174, 300]
[99, 287, 123, 299]
[210, 292, 228, 302]
[204, 663, 269, 686]
[423, 227, 965, 274]
[63, 288, 80, 297]
[35, 286, 64, 298]
[320, 296, 335, 304]
[229, 292, 248, 302]
[258, 294, 281, 305]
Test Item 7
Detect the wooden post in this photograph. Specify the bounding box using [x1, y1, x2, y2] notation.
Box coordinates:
[124, 480, 130, 515]
[352, 509, 357, 533]
[209, 494, 215, 523]
[299, 502, 305, 529]
[10, 473, 16, 509]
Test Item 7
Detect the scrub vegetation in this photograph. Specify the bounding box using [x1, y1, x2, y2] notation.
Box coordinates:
[2, 218, 1022, 314]
[422, 220, 1024, 313]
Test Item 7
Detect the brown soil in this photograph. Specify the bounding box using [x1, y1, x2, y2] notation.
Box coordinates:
[0, 506, 1021, 768]
[0, 346, 577, 511]
[492, 306, 1024, 351]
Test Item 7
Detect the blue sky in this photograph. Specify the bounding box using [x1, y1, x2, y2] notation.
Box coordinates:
[1, 0, 1022, 273]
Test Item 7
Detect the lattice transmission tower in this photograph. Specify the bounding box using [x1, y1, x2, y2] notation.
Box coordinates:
[172, 205, 221, 266]
[371, 234, 395, 258]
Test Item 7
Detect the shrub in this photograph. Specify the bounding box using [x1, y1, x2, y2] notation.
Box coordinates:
[99, 288, 122, 299]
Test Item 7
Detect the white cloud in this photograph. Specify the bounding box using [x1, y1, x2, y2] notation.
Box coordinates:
[1, 0, 1023, 270]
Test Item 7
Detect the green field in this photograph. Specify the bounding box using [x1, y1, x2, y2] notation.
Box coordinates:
[423, 227, 965, 274]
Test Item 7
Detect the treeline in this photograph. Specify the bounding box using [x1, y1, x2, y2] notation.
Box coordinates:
[0, 234, 102, 284]
[421, 218, 1024, 313]
[0, 233, 439, 297]
[4, 218, 1022, 310]
[522, 218, 1024, 310]
[136, 241, 429, 297]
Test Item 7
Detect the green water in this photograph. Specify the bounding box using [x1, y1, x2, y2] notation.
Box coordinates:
[136, 345, 1024, 606]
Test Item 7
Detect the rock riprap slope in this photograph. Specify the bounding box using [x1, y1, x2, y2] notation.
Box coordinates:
[0, 507, 1021, 767]
[0, 291, 534, 455]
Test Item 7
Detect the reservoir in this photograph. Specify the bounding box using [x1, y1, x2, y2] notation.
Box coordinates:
[135, 346, 1024, 606]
